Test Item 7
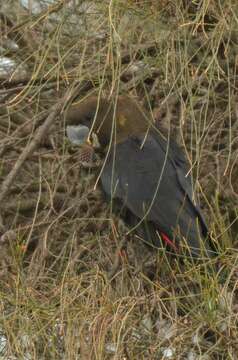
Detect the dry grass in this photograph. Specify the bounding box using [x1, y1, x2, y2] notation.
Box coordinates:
[0, 0, 238, 359]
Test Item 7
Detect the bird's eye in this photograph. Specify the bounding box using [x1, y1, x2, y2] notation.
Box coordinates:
[83, 115, 92, 125]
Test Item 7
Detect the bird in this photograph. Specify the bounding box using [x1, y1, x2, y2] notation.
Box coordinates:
[65, 95, 214, 258]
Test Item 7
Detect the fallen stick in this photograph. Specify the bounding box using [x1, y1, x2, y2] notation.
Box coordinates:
[0, 82, 85, 207]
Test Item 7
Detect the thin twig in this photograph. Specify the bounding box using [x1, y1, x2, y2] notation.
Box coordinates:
[0, 83, 83, 207]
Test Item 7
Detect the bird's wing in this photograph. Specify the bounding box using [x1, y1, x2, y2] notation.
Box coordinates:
[101, 133, 209, 255]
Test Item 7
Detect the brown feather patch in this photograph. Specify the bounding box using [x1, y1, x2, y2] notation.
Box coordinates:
[79, 144, 95, 165]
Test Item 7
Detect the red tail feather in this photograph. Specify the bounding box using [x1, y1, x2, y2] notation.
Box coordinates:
[160, 232, 178, 251]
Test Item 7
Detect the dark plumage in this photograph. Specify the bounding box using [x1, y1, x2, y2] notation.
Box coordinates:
[66, 95, 214, 257]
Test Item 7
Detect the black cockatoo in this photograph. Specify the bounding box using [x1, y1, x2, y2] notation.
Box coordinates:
[66, 95, 214, 257]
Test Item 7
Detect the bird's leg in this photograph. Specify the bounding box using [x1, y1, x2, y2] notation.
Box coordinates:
[108, 237, 128, 280]
[108, 218, 128, 279]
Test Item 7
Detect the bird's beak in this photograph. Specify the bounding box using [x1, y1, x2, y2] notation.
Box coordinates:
[66, 125, 101, 149]
[90, 132, 101, 149]
[66, 125, 90, 146]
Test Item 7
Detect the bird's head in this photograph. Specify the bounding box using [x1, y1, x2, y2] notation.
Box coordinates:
[65, 95, 152, 153]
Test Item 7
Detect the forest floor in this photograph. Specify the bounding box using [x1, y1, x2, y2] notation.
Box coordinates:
[0, 1, 238, 359]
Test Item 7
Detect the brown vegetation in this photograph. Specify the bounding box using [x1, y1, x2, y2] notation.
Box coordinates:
[0, 1, 238, 358]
